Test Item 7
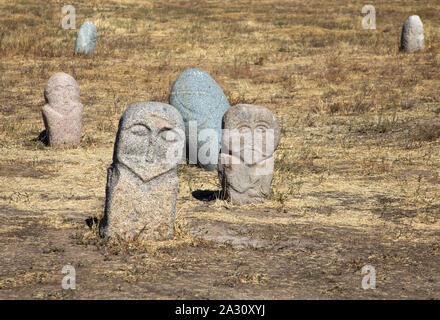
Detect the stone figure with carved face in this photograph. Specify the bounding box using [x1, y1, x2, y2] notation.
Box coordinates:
[100, 102, 185, 241]
[218, 104, 280, 204]
[42, 72, 83, 147]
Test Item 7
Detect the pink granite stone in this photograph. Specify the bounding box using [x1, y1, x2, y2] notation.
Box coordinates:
[42, 72, 83, 147]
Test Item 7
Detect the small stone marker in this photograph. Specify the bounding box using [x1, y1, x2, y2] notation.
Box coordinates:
[100, 102, 185, 241]
[169, 68, 230, 171]
[74, 21, 97, 55]
[218, 104, 280, 204]
[400, 15, 424, 52]
[42, 72, 83, 147]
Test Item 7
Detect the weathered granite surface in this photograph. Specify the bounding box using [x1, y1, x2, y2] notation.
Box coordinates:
[42, 72, 83, 147]
[169, 68, 230, 171]
[400, 15, 424, 52]
[100, 102, 185, 241]
[218, 104, 280, 204]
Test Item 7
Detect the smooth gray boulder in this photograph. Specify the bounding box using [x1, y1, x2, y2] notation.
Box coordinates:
[42, 72, 83, 147]
[218, 104, 280, 205]
[100, 102, 185, 241]
[169, 68, 230, 171]
[400, 15, 424, 52]
[74, 21, 97, 55]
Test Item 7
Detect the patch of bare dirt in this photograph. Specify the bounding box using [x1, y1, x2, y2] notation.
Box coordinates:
[0, 202, 439, 299]
[0, 161, 55, 179]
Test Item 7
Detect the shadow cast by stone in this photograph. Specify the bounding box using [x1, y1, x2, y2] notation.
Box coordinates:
[85, 216, 99, 229]
[33, 129, 49, 145]
[192, 189, 223, 202]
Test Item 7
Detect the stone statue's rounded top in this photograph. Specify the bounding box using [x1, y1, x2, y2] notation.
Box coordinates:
[121, 102, 184, 132]
[80, 21, 97, 31]
[44, 72, 80, 105]
[171, 68, 220, 91]
[406, 15, 423, 25]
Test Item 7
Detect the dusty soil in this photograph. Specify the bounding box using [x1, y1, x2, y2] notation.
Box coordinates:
[0, 186, 439, 299]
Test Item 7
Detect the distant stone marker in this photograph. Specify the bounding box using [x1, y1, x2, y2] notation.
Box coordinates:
[42, 72, 83, 147]
[74, 21, 97, 55]
[169, 68, 230, 171]
[400, 15, 424, 52]
[100, 102, 185, 241]
[218, 104, 280, 205]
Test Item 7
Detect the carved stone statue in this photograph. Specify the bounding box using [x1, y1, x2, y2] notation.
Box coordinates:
[218, 104, 280, 204]
[100, 102, 185, 241]
[42, 72, 83, 147]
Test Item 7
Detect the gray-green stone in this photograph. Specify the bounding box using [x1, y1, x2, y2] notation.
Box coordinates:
[169, 68, 230, 171]
[74, 21, 97, 55]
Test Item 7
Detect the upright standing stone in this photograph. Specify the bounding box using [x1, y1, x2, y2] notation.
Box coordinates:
[100, 102, 185, 241]
[169, 68, 230, 171]
[218, 104, 280, 205]
[400, 15, 424, 52]
[74, 21, 97, 55]
[42, 72, 83, 147]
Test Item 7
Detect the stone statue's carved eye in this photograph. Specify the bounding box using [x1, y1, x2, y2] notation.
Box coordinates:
[160, 128, 177, 142]
[130, 124, 150, 136]
[255, 124, 268, 132]
[237, 125, 251, 133]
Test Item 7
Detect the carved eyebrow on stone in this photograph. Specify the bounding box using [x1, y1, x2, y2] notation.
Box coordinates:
[126, 123, 151, 131]
[158, 126, 173, 133]
[255, 120, 271, 127]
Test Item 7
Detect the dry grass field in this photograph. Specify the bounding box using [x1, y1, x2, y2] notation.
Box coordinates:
[0, 0, 439, 299]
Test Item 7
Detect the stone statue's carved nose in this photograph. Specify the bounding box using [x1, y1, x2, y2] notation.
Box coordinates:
[145, 146, 155, 163]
